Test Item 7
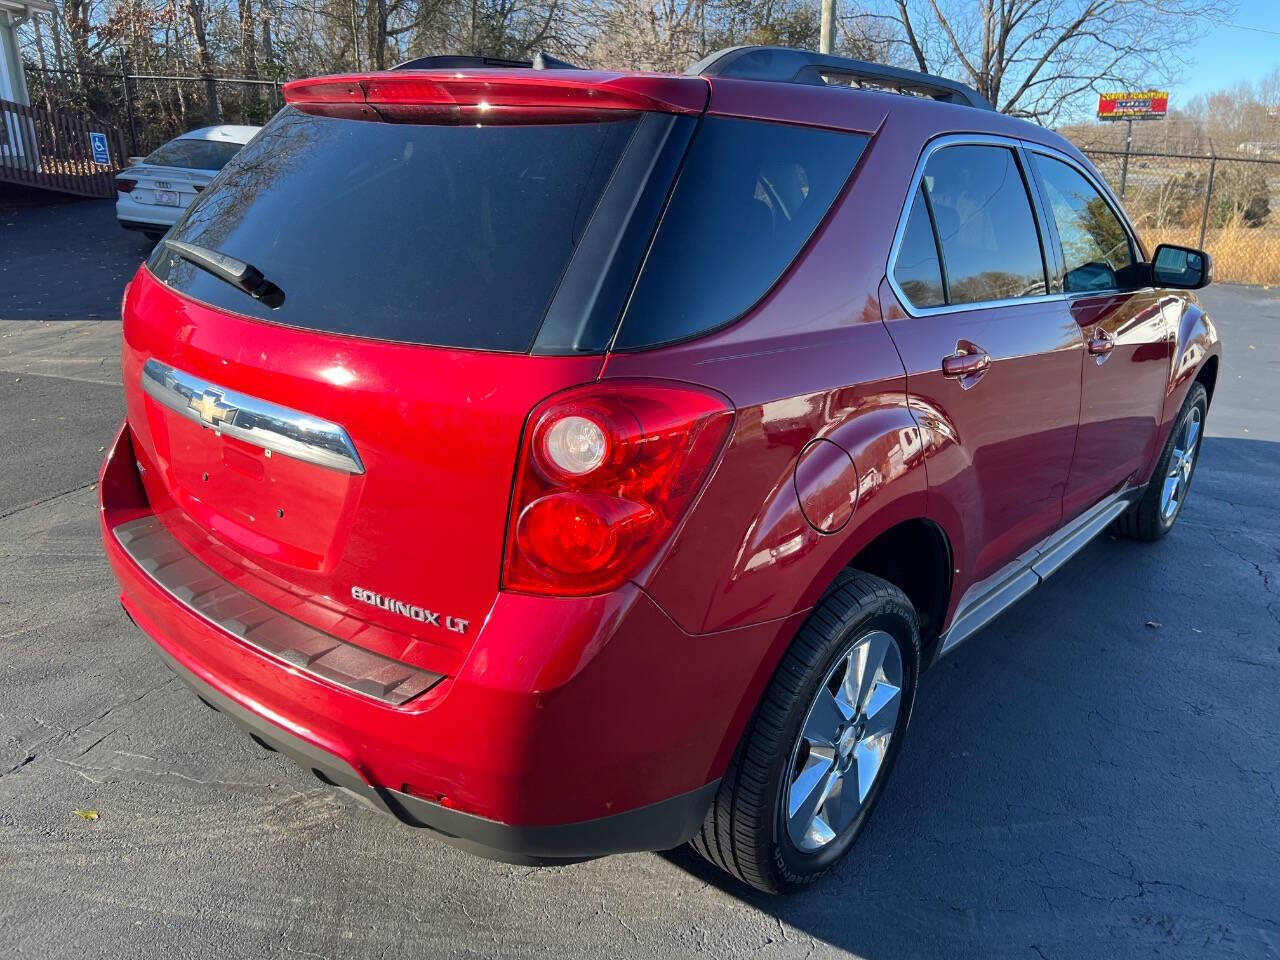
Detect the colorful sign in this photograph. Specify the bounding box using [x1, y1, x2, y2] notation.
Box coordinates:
[1097, 91, 1169, 121]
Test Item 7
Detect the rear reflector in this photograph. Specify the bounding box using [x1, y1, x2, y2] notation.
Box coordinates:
[282, 71, 709, 121]
[117, 179, 137, 194]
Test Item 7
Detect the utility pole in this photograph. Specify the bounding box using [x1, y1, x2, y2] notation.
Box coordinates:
[351, 0, 361, 70]
[1118, 117, 1133, 198]
[820, 0, 835, 54]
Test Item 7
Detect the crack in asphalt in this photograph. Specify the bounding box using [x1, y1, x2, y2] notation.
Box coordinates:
[0, 481, 98, 521]
[0, 676, 177, 784]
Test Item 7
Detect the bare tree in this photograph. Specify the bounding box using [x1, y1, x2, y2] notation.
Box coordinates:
[846, 0, 1230, 121]
[185, 0, 221, 121]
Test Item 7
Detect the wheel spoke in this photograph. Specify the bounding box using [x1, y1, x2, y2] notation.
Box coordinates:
[822, 773, 856, 835]
[842, 633, 888, 717]
[805, 811, 837, 849]
[803, 689, 849, 747]
[861, 683, 901, 740]
[1185, 416, 1200, 452]
[788, 753, 837, 845]
[853, 736, 888, 803]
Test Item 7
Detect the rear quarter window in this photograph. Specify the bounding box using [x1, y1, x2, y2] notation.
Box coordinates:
[613, 117, 867, 350]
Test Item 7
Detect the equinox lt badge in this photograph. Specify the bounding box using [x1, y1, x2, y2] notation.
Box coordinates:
[350, 586, 469, 635]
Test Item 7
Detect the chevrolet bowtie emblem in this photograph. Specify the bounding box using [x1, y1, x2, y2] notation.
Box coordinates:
[189, 389, 237, 427]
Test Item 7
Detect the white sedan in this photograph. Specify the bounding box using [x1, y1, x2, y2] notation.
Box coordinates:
[115, 125, 260, 241]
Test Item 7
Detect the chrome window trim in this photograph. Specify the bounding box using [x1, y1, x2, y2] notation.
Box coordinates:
[886, 133, 1059, 318]
[884, 133, 1108, 318]
[1023, 146, 1148, 300]
[140, 358, 365, 474]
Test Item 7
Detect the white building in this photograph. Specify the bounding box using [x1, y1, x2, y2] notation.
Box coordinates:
[1, 0, 54, 106]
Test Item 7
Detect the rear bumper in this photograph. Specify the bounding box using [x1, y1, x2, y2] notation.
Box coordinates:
[100, 422, 794, 860]
[116, 195, 181, 230]
[146, 636, 717, 864]
[119, 219, 169, 236]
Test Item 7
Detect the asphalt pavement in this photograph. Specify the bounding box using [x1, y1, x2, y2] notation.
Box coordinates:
[1, 191, 1277, 959]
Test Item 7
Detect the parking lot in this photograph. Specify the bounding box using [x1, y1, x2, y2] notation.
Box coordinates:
[1, 190, 1277, 959]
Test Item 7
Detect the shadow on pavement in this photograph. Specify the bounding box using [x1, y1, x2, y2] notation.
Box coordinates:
[661, 435, 1280, 958]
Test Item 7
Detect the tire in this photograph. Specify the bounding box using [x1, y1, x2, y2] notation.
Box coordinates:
[691, 570, 920, 893]
[1113, 381, 1208, 541]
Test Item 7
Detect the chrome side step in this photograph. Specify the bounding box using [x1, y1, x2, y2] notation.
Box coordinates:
[937, 487, 1141, 658]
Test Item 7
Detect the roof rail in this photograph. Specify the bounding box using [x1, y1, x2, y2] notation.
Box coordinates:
[392, 52, 580, 71]
[688, 45, 992, 111]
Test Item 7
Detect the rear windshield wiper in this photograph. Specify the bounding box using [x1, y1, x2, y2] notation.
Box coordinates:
[164, 239, 285, 309]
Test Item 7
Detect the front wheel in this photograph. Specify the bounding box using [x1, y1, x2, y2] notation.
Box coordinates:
[690, 571, 920, 893]
[1114, 381, 1208, 541]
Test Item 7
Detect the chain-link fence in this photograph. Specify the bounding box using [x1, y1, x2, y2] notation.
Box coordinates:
[1082, 147, 1280, 286]
[23, 66, 283, 159]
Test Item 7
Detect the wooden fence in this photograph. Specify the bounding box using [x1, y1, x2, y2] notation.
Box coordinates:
[1, 98, 129, 199]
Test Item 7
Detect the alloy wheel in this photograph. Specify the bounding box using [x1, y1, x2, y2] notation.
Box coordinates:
[1161, 406, 1202, 521]
[784, 629, 904, 853]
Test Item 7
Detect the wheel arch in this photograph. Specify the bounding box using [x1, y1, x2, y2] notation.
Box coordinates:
[1138, 298, 1221, 485]
[838, 517, 953, 665]
[1195, 352, 1219, 406]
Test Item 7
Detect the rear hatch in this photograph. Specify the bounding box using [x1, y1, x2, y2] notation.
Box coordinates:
[121, 70, 708, 676]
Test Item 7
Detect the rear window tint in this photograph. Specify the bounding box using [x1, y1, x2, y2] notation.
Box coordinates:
[149, 107, 639, 352]
[144, 138, 247, 171]
[614, 117, 867, 350]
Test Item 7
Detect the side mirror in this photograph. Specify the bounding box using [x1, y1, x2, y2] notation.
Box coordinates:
[1152, 243, 1212, 290]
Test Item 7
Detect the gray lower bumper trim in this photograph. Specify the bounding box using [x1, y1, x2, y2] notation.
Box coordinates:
[147, 640, 718, 865]
[115, 515, 441, 707]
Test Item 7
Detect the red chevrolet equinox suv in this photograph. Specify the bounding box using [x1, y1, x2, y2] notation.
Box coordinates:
[100, 46, 1220, 893]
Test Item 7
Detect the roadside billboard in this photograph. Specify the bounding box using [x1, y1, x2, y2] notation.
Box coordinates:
[1097, 91, 1169, 121]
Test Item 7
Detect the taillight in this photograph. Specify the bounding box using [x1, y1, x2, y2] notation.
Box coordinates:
[117, 179, 137, 193]
[503, 381, 733, 596]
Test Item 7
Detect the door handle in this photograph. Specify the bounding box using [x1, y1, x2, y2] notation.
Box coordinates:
[942, 345, 991, 380]
[1087, 331, 1115, 356]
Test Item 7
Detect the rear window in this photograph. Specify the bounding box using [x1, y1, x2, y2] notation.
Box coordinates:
[614, 117, 867, 350]
[149, 107, 640, 352]
[144, 137, 247, 171]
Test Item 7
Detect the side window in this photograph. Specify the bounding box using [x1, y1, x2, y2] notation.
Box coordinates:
[893, 186, 946, 308]
[920, 144, 1047, 305]
[614, 117, 868, 350]
[1031, 154, 1135, 293]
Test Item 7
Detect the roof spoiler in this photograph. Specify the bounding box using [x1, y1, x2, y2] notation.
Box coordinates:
[689, 45, 993, 110]
[281, 71, 708, 119]
[391, 52, 581, 71]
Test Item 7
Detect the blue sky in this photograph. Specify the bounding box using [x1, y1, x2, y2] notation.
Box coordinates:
[1169, 0, 1280, 105]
